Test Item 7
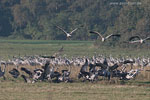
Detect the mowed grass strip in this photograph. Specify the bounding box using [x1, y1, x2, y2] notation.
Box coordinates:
[0, 82, 150, 100]
[0, 40, 93, 59]
[1, 40, 150, 59]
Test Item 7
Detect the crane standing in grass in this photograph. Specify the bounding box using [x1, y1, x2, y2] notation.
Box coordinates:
[0, 62, 7, 80]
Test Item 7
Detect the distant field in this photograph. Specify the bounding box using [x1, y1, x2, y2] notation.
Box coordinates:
[0, 39, 93, 59]
[0, 39, 150, 60]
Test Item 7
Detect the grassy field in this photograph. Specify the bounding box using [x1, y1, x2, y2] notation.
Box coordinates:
[0, 63, 149, 100]
[0, 39, 150, 60]
[0, 81, 150, 100]
[0, 39, 150, 100]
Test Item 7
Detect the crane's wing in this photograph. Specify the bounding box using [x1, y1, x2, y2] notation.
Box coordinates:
[105, 34, 113, 39]
[70, 28, 78, 34]
[144, 37, 150, 41]
[105, 34, 121, 39]
[123, 60, 135, 64]
[109, 63, 119, 71]
[58, 46, 64, 52]
[9, 68, 20, 78]
[95, 62, 107, 70]
[129, 40, 141, 43]
[52, 46, 64, 58]
[89, 31, 103, 39]
[56, 26, 68, 35]
[129, 36, 141, 41]
[21, 67, 33, 77]
[21, 75, 31, 83]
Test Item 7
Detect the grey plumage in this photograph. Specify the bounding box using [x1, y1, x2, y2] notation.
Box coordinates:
[9, 68, 20, 78]
[90, 31, 121, 42]
[129, 36, 150, 44]
[56, 26, 78, 38]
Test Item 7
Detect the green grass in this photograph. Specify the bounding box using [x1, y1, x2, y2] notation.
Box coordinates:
[1, 39, 150, 60]
[0, 39, 93, 59]
[0, 39, 92, 44]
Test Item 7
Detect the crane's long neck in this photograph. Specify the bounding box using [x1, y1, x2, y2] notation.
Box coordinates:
[2, 63, 6, 73]
[0, 62, 2, 72]
[69, 65, 71, 73]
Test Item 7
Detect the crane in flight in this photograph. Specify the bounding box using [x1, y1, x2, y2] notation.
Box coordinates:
[128, 36, 150, 44]
[56, 26, 78, 38]
[89, 31, 121, 42]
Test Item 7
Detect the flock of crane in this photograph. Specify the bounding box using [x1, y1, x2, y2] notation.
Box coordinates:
[0, 26, 149, 83]
[56, 25, 150, 43]
[0, 53, 150, 83]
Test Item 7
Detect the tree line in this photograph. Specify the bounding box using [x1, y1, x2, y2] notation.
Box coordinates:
[0, 0, 149, 43]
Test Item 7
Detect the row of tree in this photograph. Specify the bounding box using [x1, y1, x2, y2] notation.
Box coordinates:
[0, 0, 150, 43]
